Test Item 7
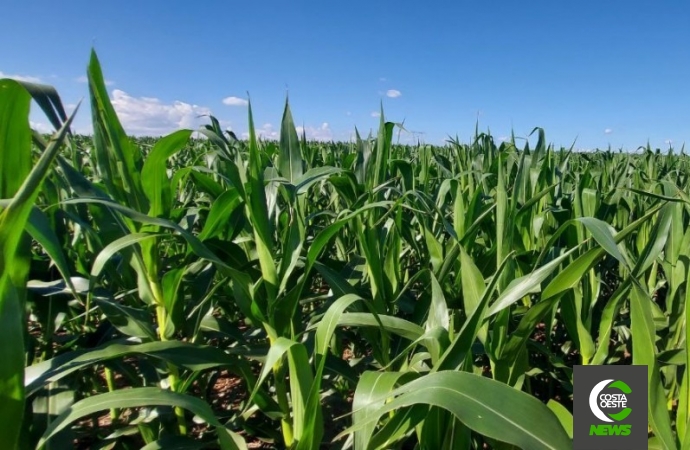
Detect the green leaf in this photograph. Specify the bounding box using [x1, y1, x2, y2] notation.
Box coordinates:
[436, 250, 513, 371]
[87, 49, 148, 213]
[25, 207, 78, 298]
[318, 312, 424, 342]
[336, 371, 572, 450]
[630, 283, 677, 449]
[427, 272, 449, 331]
[198, 189, 243, 241]
[140, 436, 210, 450]
[0, 79, 32, 196]
[546, 400, 573, 439]
[352, 371, 410, 449]
[460, 244, 487, 342]
[26, 341, 244, 396]
[424, 228, 444, 274]
[141, 129, 192, 218]
[246, 99, 278, 302]
[294, 166, 342, 195]
[0, 79, 78, 449]
[162, 267, 186, 338]
[94, 298, 157, 340]
[37, 387, 247, 450]
[90, 232, 165, 280]
[577, 217, 630, 270]
[278, 98, 304, 184]
[314, 294, 364, 357]
[487, 246, 577, 317]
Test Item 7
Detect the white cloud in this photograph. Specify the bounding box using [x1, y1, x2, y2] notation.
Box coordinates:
[386, 89, 402, 98]
[498, 136, 509, 142]
[371, 111, 381, 118]
[604, 128, 613, 134]
[75, 75, 114, 86]
[259, 123, 278, 140]
[295, 122, 333, 142]
[241, 123, 278, 140]
[665, 139, 673, 145]
[0, 71, 42, 83]
[218, 119, 233, 130]
[379, 77, 387, 82]
[110, 89, 212, 136]
[73, 126, 94, 135]
[30, 121, 53, 133]
[233, 121, 334, 142]
[222, 96, 249, 106]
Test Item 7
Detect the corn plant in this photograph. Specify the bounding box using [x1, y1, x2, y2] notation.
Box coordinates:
[1, 49, 689, 450]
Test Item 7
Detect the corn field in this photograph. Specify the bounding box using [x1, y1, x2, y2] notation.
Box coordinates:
[2, 51, 690, 450]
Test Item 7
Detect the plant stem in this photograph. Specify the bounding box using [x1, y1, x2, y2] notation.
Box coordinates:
[156, 297, 187, 436]
[104, 366, 120, 421]
[268, 334, 294, 447]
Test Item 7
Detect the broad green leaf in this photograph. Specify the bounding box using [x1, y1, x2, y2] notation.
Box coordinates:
[320, 312, 424, 342]
[87, 50, 148, 213]
[278, 99, 303, 184]
[25, 207, 78, 298]
[141, 129, 192, 218]
[26, 340, 245, 396]
[546, 400, 573, 439]
[37, 387, 247, 450]
[94, 297, 157, 340]
[0, 79, 31, 196]
[459, 244, 487, 342]
[337, 371, 572, 450]
[140, 436, 209, 450]
[0, 80, 78, 448]
[487, 246, 577, 317]
[295, 166, 343, 195]
[436, 250, 514, 371]
[630, 284, 676, 449]
[198, 189, 243, 241]
[90, 232, 165, 280]
[577, 217, 630, 269]
[427, 272, 449, 331]
[246, 99, 278, 301]
[352, 371, 410, 449]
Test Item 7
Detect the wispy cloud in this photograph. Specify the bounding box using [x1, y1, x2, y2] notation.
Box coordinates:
[111, 89, 212, 136]
[30, 121, 53, 133]
[240, 122, 332, 142]
[386, 89, 402, 98]
[371, 111, 381, 118]
[296, 122, 333, 142]
[604, 128, 613, 134]
[0, 71, 42, 83]
[75, 75, 114, 86]
[379, 77, 387, 82]
[665, 139, 673, 145]
[256, 123, 278, 140]
[222, 96, 249, 106]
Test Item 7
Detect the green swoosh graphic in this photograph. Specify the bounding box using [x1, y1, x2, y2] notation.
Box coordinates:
[608, 408, 632, 422]
[607, 380, 632, 394]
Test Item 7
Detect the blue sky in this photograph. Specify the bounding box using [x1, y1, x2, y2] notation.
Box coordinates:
[1, 1, 688, 150]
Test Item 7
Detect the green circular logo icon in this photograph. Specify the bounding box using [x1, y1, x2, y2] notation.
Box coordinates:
[589, 379, 632, 422]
